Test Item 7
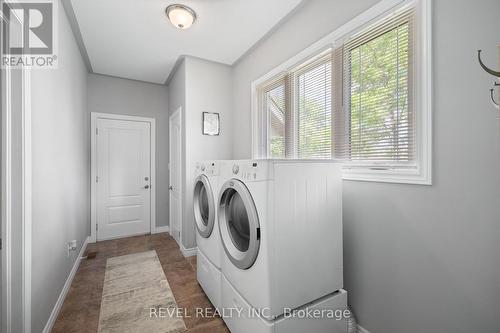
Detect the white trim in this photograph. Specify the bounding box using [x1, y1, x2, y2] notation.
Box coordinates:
[90, 112, 157, 242]
[21, 63, 32, 333]
[251, 0, 432, 185]
[1, 40, 33, 333]
[1, 45, 13, 333]
[90, 113, 96, 242]
[92, 112, 158, 123]
[168, 107, 183, 247]
[151, 117, 157, 239]
[42, 236, 90, 333]
[358, 325, 371, 333]
[180, 245, 197, 258]
[89, 232, 149, 242]
[1, 10, 26, 331]
[152, 226, 170, 234]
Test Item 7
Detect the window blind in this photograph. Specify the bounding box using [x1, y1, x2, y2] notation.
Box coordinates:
[337, 7, 415, 164]
[257, 6, 415, 166]
[292, 54, 333, 159]
[261, 78, 287, 158]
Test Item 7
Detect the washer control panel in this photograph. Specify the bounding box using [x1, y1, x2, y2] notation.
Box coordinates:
[232, 164, 240, 175]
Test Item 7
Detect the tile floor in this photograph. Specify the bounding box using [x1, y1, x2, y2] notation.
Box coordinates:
[52, 233, 229, 333]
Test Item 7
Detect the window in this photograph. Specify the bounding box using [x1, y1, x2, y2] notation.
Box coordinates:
[254, 1, 431, 184]
[339, 8, 414, 165]
[257, 53, 333, 159]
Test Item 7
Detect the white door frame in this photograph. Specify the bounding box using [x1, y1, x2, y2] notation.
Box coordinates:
[21, 65, 32, 333]
[1, 45, 32, 333]
[168, 107, 182, 246]
[2, 58, 14, 333]
[90, 112, 156, 243]
[1, 4, 32, 330]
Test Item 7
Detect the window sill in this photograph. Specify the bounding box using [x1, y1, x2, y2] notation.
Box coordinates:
[342, 166, 432, 185]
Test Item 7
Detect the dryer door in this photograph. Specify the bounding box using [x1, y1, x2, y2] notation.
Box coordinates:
[219, 179, 260, 270]
[193, 175, 215, 238]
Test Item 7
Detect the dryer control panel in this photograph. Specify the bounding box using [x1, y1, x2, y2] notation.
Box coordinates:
[229, 161, 272, 182]
[196, 161, 220, 176]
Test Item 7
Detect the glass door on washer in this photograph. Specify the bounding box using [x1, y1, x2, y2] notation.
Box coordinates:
[219, 179, 260, 269]
[193, 175, 215, 238]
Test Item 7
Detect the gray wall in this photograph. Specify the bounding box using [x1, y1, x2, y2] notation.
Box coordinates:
[167, 57, 233, 249]
[30, 0, 89, 331]
[232, 0, 500, 332]
[87, 74, 170, 228]
[183, 57, 233, 248]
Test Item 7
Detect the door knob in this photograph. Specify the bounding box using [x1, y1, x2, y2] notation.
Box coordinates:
[144, 185, 150, 189]
[169, 185, 173, 190]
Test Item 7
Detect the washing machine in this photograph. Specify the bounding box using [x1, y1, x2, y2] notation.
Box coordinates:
[218, 160, 344, 321]
[193, 160, 223, 309]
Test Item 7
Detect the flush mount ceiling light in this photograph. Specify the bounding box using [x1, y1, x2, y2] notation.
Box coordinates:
[165, 4, 197, 30]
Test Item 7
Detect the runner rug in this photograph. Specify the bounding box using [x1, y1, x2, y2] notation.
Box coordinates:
[98, 250, 186, 333]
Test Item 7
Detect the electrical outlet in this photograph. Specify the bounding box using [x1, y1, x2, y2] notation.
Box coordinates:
[67, 240, 77, 257]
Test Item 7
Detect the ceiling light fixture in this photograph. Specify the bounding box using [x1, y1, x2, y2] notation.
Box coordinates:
[165, 4, 197, 30]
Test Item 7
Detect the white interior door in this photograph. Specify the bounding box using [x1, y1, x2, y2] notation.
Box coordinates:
[169, 109, 182, 245]
[96, 118, 152, 240]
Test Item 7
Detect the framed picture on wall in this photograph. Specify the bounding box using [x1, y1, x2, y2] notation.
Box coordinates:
[202, 112, 220, 136]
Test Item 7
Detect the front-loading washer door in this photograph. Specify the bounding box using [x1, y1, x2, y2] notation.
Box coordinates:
[194, 175, 215, 238]
[219, 179, 260, 270]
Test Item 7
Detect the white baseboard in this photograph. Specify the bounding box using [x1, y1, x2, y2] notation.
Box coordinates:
[43, 236, 90, 333]
[358, 324, 371, 333]
[181, 244, 197, 257]
[152, 226, 170, 234]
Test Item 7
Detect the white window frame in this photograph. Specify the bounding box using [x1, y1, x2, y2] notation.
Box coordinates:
[251, 0, 432, 185]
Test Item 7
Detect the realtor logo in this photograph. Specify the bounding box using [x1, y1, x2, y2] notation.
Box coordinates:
[1, 0, 58, 68]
